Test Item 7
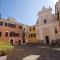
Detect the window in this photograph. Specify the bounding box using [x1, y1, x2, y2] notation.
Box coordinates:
[55, 28, 58, 34]
[30, 28, 31, 31]
[10, 31, 15, 37]
[44, 19, 47, 24]
[32, 33, 36, 37]
[33, 27, 35, 30]
[5, 22, 16, 28]
[29, 34, 31, 38]
[0, 32, 2, 37]
[33, 33, 36, 37]
[10, 31, 19, 37]
[5, 23, 8, 26]
[8, 23, 11, 27]
[0, 22, 3, 26]
[29, 33, 36, 38]
[8, 23, 16, 28]
[19, 25, 22, 29]
[5, 32, 8, 37]
[15, 33, 19, 37]
[11, 24, 16, 28]
[5, 23, 10, 27]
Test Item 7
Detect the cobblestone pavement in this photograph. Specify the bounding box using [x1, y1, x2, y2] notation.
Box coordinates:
[7, 44, 60, 60]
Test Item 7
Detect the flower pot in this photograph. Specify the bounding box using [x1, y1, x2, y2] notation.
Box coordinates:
[0, 55, 7, 60]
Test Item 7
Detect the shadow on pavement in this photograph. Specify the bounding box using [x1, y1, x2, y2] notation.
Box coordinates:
[7, 44, 60, 60]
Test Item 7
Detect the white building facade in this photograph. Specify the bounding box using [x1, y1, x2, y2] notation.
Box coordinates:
[36, 0, 60, 44]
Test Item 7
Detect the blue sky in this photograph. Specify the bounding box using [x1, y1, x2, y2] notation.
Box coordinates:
[0, 0, 57, 25]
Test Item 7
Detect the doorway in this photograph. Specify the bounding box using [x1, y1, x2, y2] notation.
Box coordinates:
[23, 33, 25, 43]
[10, 39, 13, 46]
[45, 36, 49, 44]
[19, 40, 21, 45]
[23, 39, 25, 43]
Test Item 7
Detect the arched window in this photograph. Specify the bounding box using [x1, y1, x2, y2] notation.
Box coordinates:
[10, 31, 15, 37]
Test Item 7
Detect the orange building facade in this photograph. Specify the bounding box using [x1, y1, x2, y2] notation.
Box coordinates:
[0, 18, 23, 45]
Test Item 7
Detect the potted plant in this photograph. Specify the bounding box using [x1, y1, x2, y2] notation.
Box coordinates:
[0, 41, 12, 60]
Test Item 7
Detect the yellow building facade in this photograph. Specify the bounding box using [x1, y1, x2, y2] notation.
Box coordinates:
[25, 26, 38, 43]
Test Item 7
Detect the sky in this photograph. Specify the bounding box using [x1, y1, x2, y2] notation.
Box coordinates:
[0, 0, 59, 25]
